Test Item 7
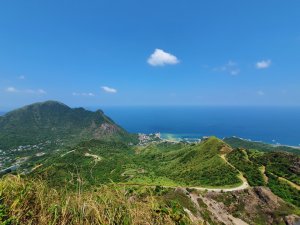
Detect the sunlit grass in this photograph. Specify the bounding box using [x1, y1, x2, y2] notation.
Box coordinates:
[0, 175, 193, 225]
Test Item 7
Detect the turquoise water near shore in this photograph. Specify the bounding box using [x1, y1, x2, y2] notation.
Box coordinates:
[98, 106, 300, 146]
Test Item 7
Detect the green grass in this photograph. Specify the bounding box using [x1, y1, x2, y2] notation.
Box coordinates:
[227, 149, 265, 186]
[253, 152, 300, 186]
[0, 175, 192, 225]
[227, 148, 300, 208]
[136, 137, 241, 187]
[267, 172, 300, 207]
[226, 148, 300, 208]
[126, 176, 184, 187]
[30, 137, 242, 189]
[224, 137, 300, 155]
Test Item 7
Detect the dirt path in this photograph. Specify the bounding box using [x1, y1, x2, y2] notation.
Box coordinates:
[61, 150, 75, 157]
[122, 153, 250, 193]
[170, 154, 250, 193]
[268, 171, 300, 191]
[260, 166, 268, 183]
[190, 174, 249, 192]
[195, 154, 251, 192]
[278, 177, 300, 190]
[123, 173, 249, 193]
[84, 152, 102, 165]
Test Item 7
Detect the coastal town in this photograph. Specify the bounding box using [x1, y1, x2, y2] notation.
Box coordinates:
[0, 139, 63, 173]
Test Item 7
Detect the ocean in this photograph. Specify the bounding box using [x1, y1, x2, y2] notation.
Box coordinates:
[98, 106, 300, 146]
[1, 106, 299, 146]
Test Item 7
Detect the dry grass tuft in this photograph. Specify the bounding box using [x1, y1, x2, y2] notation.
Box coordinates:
[0, 175, 190, 225]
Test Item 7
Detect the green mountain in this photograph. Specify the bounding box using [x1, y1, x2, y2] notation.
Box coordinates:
[0, 101, 137, 150]
[224, 136, 300, 155]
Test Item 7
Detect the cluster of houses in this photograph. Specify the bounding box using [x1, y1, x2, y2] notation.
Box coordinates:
[138, 133, 161, 145]
[0, 138, 63, 172]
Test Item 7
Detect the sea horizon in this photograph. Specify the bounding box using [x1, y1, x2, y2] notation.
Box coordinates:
[96, 105, 300, 147]
[1, 105, 300, 147]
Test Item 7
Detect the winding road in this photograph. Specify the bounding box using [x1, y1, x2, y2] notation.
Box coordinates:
[176, 153, 250, 192]
[191, 174, 249, 192]
[122, 153, 250, 192]
[124, 153, 250, 193]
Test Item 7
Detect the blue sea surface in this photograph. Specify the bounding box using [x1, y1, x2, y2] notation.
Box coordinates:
[97, 106, 300, 146]
[2, 106, 299, 146]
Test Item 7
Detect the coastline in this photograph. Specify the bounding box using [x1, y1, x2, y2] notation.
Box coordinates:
[160, 133, 300, 150]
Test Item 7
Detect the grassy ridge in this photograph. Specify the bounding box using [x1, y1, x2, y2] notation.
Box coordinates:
[252, 152, 300, 186]
[159, 137, 240, 186]
[226, 148, 300, 208]
[227, 148, 265, 186]
[224, 137, 300, 155]
[31, 137, 242, 189]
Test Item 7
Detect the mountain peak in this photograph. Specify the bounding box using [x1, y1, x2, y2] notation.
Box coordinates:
[26, 100, 70, 110]
[0, 101, 137, 149]
[35, 100, 69, 107]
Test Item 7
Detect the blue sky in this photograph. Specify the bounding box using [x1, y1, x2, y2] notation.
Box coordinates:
[0, 0, 300, 110]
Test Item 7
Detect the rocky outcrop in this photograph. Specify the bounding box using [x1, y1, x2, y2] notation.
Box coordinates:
[253, 187, 281, 207]
[206, 187, 297, 225]
[284, 215, 300, 225]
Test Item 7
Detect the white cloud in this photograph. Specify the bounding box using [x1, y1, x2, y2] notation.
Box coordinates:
[147, 49, 179, 66]
[72, 92, 95, 97]
[213, 61, 240, 75]
[25, 89, 47, 95]
[5, 86, 18, 93]
[256, 60, 271, 69]
[4, 87, 46, 95]
[101, 86, 117, 93]
[257, 90, 265, 96]
[230, 69, 240, 76]
[226, 60, 237, 67]
[37, 89, 46, 94]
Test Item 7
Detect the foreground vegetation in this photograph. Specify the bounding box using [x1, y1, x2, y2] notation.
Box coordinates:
[0, 175, 192, 225]
[1, 174, 298, 225]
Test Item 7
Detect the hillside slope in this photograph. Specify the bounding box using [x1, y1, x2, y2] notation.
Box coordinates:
[227, 148, 300, 207]
[224, 137, 300, 155]
[28, 137, 242, 189]
[133, 137, 241, 187]
[0, 101, 137, 150]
